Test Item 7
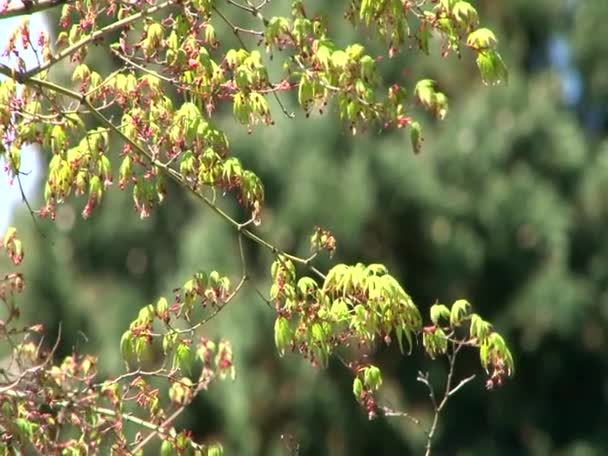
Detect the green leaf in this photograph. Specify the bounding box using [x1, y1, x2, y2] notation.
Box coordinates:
[423, 327, 448, 358]
[476, 49, 508, 85]
[174, 343, 194, 375]
[410, 121, 423, 154]
[440, 0, 458, 10]
[51, 125, 66, 154]
[156, 297, 169, 319]
[470, 313, 492, 341]
[310, 322, 328, 366]
[450, 299, 471, 326]
[163, 330, 178, 355]
[330, 298, 349, 320]
[137, 304, 155, 325]
[503, 347, 515, 375]
[488, 332, 506, 351]
[169, 378, 193, 405]
[363, 365, 383, 390]
[430, 304, 451, 325]
[120, 330, 133, 363]
[396, 326, 414, 354]
[14, 418, 36, 441]
[415, 79, 435, 107]
[133, 335, 148, 362]
[467, 28, 498, 50]
[346, 43, 365, 60]
[160, 440, 174, 456]
[274, 317, 291, 356]
[331, 50, 348, 69]
[353, 377, 363, 399]
[315, 39, 334, 69]
[206, 443, 224, 456]
[297, 277, 318, 297]
[418, 25, 431, 55]
[72, 63, 90, 83]
[479, 342, 489, 368]
[434, 92, 448, 119]
[323, 264, 348, 292]
[452, 2, 479, 30]
[365, 263, 388, 276]
[298, 76, 314, 108]
[434, 327, 448, 354]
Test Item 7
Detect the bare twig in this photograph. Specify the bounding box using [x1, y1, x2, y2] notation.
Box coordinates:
[0, 323, 61, 394]
[130, 367, 215, 452]
[238, 234, 247, 278]
[109, 48, 176, 84]
[11, 161, 47, 240]
[447, 374, 475, 398]
[131, 404, 186, 453]
[380, 405, 421, 425]
[417, 341, 475, 456]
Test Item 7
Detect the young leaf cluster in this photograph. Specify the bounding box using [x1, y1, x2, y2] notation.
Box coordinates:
[0, 0, 514, 453]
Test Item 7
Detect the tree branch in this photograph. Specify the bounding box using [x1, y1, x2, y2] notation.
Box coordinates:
[0, 19, 326, 281]
[380, 405, 421, 426]
[418, 342, 475, 456]
[0, 0, 66, 20]
[23, 0, 178, 78]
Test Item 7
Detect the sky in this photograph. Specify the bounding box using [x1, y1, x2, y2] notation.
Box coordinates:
[0, 14, 45, 233]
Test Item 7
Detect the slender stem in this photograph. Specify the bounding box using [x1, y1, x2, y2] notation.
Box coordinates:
[23, 0, 178, 78]
[110, 48, 176, 84]
[238, 234, 247, 277]
[380, 405, 420, 426]
[213, 4, 295, 119]
[418, 342, 475, 456]
[448, 374, 476, 398]
[129, 364, 215, 452]
[0, 16, 327, 281]
[0, 389, 163, 436]
[213, 6, 263, 44]
[5, 143, 46, 239]
[0, 324, 61, 394]
[93, 406, 164, 433]
[131, 405, 186, 453]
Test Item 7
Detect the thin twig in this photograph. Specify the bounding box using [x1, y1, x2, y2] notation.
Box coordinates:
[214, 4, 295, 119]
[169, 274, 248, 336]
[13, 163, 47, 240]
[0, 323, 61, 394]
[0, 36, 328, 282]
[380, 405, 420, 425]
[131, 404, 186, 453]
[238, 234, 247, 278]
[109, 49, 176, 83]
[447, 374, 475, 398]
[23, 0, 179, 78]
[417, 341, 474, 456]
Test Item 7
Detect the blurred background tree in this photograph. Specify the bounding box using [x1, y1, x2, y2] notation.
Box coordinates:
[6, 0, 607, 454]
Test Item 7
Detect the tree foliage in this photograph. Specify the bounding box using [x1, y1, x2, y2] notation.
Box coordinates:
[0, 0, 515, 454]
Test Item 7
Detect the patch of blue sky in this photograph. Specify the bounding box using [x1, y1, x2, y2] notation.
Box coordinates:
[547, 34, 583, 107]
[0, 14, 46, 232]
